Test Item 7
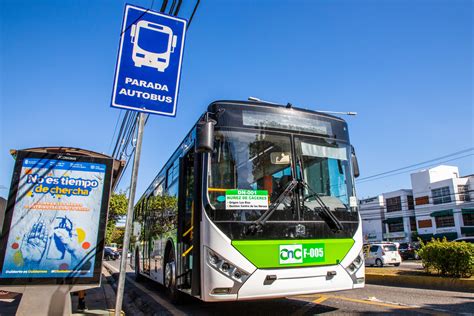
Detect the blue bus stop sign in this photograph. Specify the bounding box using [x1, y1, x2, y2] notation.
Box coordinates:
[111, 4, 187, 116]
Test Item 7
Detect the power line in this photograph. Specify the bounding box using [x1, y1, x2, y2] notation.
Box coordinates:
[108, 110, 122, 154]
[356, 147, 474, 182]
[357, 153, 474, 184]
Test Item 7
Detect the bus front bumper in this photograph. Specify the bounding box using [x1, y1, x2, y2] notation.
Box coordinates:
[202, 263, 364, 302]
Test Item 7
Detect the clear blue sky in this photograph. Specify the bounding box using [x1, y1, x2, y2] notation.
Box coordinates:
[0, 0, 472, 201]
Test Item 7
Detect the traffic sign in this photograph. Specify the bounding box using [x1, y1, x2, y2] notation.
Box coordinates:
[111, 4, 187, 116]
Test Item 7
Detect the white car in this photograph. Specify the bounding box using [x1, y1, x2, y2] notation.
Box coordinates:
[364, 243, 401, 267]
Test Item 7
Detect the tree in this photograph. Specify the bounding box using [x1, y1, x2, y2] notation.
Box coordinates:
[110, 227, 125, 248]
[105, 193, 128, 245]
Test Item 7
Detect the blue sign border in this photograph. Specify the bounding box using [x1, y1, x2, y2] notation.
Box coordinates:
[111, 4, 187, 117]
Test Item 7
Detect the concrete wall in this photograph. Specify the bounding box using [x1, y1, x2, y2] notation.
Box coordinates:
[359, 195, 385, 242]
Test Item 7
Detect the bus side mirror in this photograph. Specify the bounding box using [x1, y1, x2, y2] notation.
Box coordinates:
[351, 146, 360, 178]
[196, 118, 216, 153]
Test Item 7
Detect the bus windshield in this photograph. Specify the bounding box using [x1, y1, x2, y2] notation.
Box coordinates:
[207, 130, 357, 240]
[208, 130, 293, 215]
[295, 136, 352, 212]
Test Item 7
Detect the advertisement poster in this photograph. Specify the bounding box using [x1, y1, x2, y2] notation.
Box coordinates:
[0, 153, 111, 283]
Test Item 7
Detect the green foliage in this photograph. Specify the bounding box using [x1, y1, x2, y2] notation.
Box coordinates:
[144, 194, 178, 238]
[105, 193, 128, 245]
[110, 227, 125, 248]
[108, 192, 128, 221]
[417, 238, 474, 278]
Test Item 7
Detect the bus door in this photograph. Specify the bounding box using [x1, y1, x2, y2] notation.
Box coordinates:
[142, 197, 151, 276]
[177, 149, 194, 292]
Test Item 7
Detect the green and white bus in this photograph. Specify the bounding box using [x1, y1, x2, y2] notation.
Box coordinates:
[131, 100, 364, 302]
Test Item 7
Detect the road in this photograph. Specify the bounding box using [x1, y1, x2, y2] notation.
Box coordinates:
[105, 260, 473, 315]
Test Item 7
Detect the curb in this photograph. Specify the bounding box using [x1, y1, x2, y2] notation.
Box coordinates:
[366, 273, 474, 292]
[102, 263, 144, 316]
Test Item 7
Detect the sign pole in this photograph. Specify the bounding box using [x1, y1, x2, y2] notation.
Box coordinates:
[114, 112, 145, 316]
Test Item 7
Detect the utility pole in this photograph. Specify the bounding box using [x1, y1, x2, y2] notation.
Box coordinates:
[114, 113, 145, 316]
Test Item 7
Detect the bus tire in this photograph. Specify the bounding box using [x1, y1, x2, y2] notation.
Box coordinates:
[135, 250, 144, 282]
[164, 249, 180, 303]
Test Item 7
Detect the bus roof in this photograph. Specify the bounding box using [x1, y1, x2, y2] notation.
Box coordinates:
[208, 100, 348, 123]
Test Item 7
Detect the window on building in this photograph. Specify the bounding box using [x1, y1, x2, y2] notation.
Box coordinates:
[463, 213, 474, 226]
[388, 220, 404, 232]
[407, 195, 414, 210]
[386, 196, 402, 212]
[458, 185, 471, 202]
[432, 187, 451, 205]
[415, 196, 429, 206]
[418, 219, 432, 228]
[410, 216, 417, 231]
[435, 215, 455, 228]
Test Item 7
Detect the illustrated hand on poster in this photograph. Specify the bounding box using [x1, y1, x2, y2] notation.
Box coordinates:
[21, 220, 49, 263]
[53, 216, 85, 264]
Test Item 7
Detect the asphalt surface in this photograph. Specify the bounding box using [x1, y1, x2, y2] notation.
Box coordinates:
[103, 259, 473, 315]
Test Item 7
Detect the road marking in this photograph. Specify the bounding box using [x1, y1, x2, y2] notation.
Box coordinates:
[291, 295, 328, 316]
[0, 299, 15, 303]
[326, 295, 451, 315]
[313, 295, 328, 304]
[326, 294, 413, 309]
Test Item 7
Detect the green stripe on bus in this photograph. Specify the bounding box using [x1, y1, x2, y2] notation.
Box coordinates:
[231, 238, 354, 268]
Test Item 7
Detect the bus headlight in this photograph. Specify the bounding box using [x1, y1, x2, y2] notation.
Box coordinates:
[206, 248, 249, 283]
[345, 251, 364, 275]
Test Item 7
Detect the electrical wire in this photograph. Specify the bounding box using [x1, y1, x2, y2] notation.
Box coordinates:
[357, 148, 474, 182]
[108, 110, 122, 154]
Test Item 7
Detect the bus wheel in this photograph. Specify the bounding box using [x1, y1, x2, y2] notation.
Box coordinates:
[164, 250, 180, 303]
[375, 259, 383, 267]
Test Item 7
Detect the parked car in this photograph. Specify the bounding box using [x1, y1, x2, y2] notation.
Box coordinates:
[105, 243, 118, 252]
[104, 247, 120, 261]
[364, 243, 401, 267]
[453, 237, 474, 243]
[117, 248, 132, 258]
[398, 242, 420, 260]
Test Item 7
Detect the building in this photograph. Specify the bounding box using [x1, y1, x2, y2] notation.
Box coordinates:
[381, 189, 416, 242]
[411, 165, 474, 240]
[360, 190, 416, 243]
[359, 195, 385, 243]
[359, 165, 474, 243]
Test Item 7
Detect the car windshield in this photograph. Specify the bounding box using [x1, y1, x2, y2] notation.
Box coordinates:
[383, 245, 397, 252]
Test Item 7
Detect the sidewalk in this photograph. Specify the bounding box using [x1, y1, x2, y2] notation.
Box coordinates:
[0, 268, 122, 316]
[71, 268, 122, 316]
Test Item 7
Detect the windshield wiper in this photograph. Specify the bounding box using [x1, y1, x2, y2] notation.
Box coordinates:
[245, 178, 298, 235]
[297, 157, 344, 233]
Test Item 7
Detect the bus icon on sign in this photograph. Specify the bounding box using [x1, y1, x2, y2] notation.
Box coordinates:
[130, 20, 178, 72]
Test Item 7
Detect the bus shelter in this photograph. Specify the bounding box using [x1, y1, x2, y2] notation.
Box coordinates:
[0, 147, 124, 316]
